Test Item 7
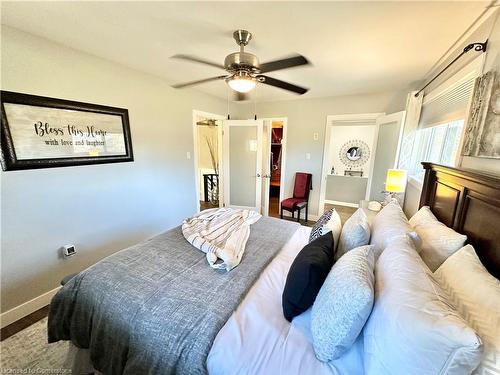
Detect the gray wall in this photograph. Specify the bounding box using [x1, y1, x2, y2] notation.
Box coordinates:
[235, 91, 407, 217]
[325, 176, 367, 204]
[0, 27, 226, 312]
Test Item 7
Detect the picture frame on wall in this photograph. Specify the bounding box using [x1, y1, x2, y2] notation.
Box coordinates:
[462, 70, 500, 159]
[1, 91, 134, 170]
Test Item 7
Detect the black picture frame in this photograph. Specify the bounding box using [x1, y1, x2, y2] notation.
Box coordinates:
[1, 91, 134, 171]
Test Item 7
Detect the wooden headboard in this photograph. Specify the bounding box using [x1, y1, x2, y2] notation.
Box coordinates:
[420, 162, 500, 279]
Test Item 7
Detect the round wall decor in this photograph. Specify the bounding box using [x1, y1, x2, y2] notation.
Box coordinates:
[339, 140, 370, 167]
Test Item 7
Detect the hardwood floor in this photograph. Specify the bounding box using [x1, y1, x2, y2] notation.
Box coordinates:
[0, 305, 49, 341]
[200, 200, 218, 210]
[325, 203, 357, 224]
[269, 197, 356, 226]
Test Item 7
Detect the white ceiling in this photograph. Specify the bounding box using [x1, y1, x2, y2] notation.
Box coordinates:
[1, 1, 489, 102]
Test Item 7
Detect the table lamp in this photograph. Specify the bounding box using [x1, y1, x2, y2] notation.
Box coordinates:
[384, 169, 407, 205]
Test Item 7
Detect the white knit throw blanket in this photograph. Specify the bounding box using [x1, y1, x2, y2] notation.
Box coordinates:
[182, 208, 261, 271]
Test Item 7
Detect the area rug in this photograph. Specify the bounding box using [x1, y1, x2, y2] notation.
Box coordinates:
[1, 317, 70, 373]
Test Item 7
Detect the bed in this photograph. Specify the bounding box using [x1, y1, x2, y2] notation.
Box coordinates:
[49, 162, 500, 375]
[419, 162, 500, 279]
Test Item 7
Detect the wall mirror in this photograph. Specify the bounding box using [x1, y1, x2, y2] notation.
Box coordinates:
[339, 140, 370, 168]
[346, 146, 362, 161]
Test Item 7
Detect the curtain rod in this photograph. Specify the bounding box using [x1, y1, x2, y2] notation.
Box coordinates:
[414, 40, 488, 97]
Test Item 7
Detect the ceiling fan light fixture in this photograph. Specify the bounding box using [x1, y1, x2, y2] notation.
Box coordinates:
[227, 73, 256, 93]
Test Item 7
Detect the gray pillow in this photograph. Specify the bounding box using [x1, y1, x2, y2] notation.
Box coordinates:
[336, 208, 370, 260]
[311, 245, 375, 361]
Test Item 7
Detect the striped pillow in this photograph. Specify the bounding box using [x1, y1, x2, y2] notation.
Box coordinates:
[310, 208, 341, 251]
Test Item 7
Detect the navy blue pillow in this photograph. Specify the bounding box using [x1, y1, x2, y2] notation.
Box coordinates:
[282, 232, 335, 322]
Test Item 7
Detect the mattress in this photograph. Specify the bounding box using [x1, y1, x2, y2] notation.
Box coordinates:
[207, 225, 365, 375]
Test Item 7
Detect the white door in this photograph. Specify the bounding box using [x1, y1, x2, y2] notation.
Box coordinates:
[261, 120, 273, 215]
[223, 120, 264, 212]
[368, 111, 406, 201]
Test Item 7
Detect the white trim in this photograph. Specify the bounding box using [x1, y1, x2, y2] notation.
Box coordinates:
[318, 113, 384, 217]
[192, 110, 225, 213]
[1, 286, 61, 328]
[324, 199, 359, 208]
[365, 121, 380, 201]
[261, 119, 272, 216]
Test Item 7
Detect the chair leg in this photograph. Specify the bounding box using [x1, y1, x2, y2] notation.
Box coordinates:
[280, 206, 283, 219]
[292, 210, 294, 219]
[305, 204, 308, 223]
[297, 208, 301, 222]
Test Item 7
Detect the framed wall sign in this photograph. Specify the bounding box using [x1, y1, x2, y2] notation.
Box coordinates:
[1, 91, 134, 170]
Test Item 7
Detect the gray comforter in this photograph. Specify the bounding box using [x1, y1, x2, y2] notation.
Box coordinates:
[48, 216, 299, 375]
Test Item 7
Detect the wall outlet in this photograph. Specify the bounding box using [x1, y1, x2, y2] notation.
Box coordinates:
[313, 132, 319, 141]
[63, 244, 76, 257]
[186, 151, 191, 159]
[306, 153, 311, 160]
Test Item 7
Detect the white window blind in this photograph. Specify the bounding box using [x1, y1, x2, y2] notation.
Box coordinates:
[418, 53, 484, 129]
[418, 78, 475, 129]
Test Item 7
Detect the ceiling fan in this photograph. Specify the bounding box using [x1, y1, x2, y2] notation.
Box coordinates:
[171, 29, 310, 100]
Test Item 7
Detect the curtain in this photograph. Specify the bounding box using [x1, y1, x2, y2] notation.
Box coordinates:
[397, 91, 423, 170]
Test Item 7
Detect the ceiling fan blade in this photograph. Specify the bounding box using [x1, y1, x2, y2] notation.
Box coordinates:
[234, 92, 249, 101]
[257, 75, 308, 95]
[172, 75, 228, 89]
[259, 54, 310, 73]
[171, 54, 225, 70]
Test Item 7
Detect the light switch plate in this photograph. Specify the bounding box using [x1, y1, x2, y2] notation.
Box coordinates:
[313, 132, 319, 141]
[186, 152, 191, 159]
[306, 153, 311, 160]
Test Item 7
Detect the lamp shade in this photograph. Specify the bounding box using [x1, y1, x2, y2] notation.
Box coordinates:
[385, 169, 407, 193]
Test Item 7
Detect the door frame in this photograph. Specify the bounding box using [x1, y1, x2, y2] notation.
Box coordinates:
[382, 111, 407, 169]
[260, 117, 288, 216]
[367, 110, 406, 202]
[222, 119, 264, 212]
[192, 110, 226, 213]
[318, 113, 384, 216]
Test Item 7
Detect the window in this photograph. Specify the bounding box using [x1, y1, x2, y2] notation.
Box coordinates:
[409, 120, 464, 179]
[407, 54, 484, 183]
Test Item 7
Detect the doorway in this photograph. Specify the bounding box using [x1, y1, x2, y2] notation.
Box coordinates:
[221, 118, 287, 215]
[262, 119, 287, 217]
[318, 112, 406, 216]
[192, 110, 225, 212]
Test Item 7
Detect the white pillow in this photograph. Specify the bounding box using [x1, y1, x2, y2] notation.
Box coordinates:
[324, 210, 342, 251]
[435, 245, 500, 374]
[311, 245, 375, 361]
[370, 200, 414, 255]
[336, 209, 370, 260]
[363, 237, 483, 375]
[409, 206, 467, 271]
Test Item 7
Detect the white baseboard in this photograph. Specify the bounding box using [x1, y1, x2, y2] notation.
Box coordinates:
[1, 286, 61, 328]
[324, 200, 359, 208]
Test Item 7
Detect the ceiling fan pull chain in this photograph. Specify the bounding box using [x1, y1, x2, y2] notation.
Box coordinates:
[254, 84, 258, 120]
[227, 86, 231, 120]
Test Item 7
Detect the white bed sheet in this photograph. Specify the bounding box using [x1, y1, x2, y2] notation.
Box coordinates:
[207, 225, 365, 375]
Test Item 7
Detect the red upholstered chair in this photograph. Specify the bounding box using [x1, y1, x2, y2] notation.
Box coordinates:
[281, 172, 312, 223]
